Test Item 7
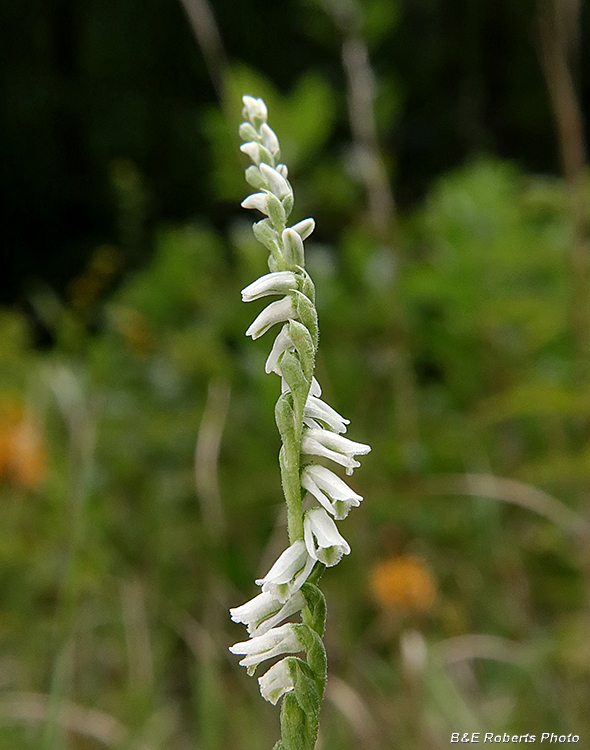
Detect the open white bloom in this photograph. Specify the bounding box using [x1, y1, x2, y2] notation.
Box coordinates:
[230, 590, 305, 637]
[302, 427, 371, 475]
[258, 658, 295, 705]
[242, 95, 268, 123]
[246, 296, 297, 339]
[255, 539, 315, 603]
[303, 395, 350, 434]
[266, 326, 295, 374]
[259, 163, 292, 200]
[241, 271, 298, 302]
[229, 623, 304, 675]
[301, 464, 362, 520]
[304, 507, 350, 567]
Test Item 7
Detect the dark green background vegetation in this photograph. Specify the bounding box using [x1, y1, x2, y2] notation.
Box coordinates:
[2, 0, 587, 304]
[1, 0, 589, 748]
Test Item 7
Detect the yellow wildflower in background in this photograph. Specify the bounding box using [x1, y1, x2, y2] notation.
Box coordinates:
[369, 555, 437, 613]
[0, 398, 46, 490]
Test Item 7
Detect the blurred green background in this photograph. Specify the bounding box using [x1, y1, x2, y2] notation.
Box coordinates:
[1, 0, 590, 747]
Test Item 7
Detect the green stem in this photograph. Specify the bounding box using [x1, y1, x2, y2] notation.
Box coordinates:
[280, 442, 304, 543]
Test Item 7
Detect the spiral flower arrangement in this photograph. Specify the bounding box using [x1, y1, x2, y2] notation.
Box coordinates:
[229, 95, 371, 750]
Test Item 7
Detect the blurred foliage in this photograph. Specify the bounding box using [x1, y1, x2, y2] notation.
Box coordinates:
[2, 0, 588, 303]
[1, 0, 590, 747]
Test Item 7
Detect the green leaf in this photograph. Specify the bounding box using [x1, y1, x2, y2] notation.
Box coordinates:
[300, 583, 327, 637]
[297, 269, 316, 304]
[239, 122, 259, 142]
[280, 658, 320, 750]
[282, 192, 294, 220]
[245, 165, 267, 190]
[280, 351, 311, 426]
[266, 192, 287, 232]
[287, 320, 316, 381]
[252, 219, 284, 268]
[293, 624, 327, 700]
[293, 292, 319, 349]
[275, 392, 297, 448]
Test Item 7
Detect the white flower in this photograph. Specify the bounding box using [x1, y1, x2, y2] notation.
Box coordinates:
[276, 164, 288, 179]
[259, 163, 292, 200]
[265, 325, 295, 374]
[241, 192, 269, 214]
[246, 296, 297, 339]
[242, 95, 268, 124]
[230, 590, 305, 637]
[290, 218, 315, 241]
[301, 464, 363, 520]
[258, 658, 294, 705]
[240, 141, 266, 165]
[303, 395, 350, 434]
[255, 539, 315, 603]
[301, 427, 371, 475]
[260, 123, 280, 156]
[241, 271, 298, 302]
[304, 507, 350, 567]
[229, 623, 304, 675]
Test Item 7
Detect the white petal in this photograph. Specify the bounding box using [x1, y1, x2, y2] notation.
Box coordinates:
[245, 296, 297, 339]
[260, 123, 280, 156]
[240, 141, 263, 165]
[255, 539, 315, 603]
[290, 218, 316, 241]
[250, 591, 305, 637]
[256, 540, 307, 585]
[276, 164, 288, 179]
[301, 465, 362, 520]
[306, 428, 371, 455]
[265, 326, 295, 374]
[302, 435, 360, 474]
[230, 591, 280, 628]
[241, 271, 298, 302]
[241, 192, 269, 214]
[229, 624, 303, 673]
[259, 163, 292, 200]
[304, 507, 350, 566]
[304, 395, 350, 433]
[258, 658, 294, 705]
[302, 427, 370, 475]
[310, 377, 322, 397]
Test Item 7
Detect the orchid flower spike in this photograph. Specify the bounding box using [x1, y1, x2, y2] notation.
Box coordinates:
[229, 95, 371, 749]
